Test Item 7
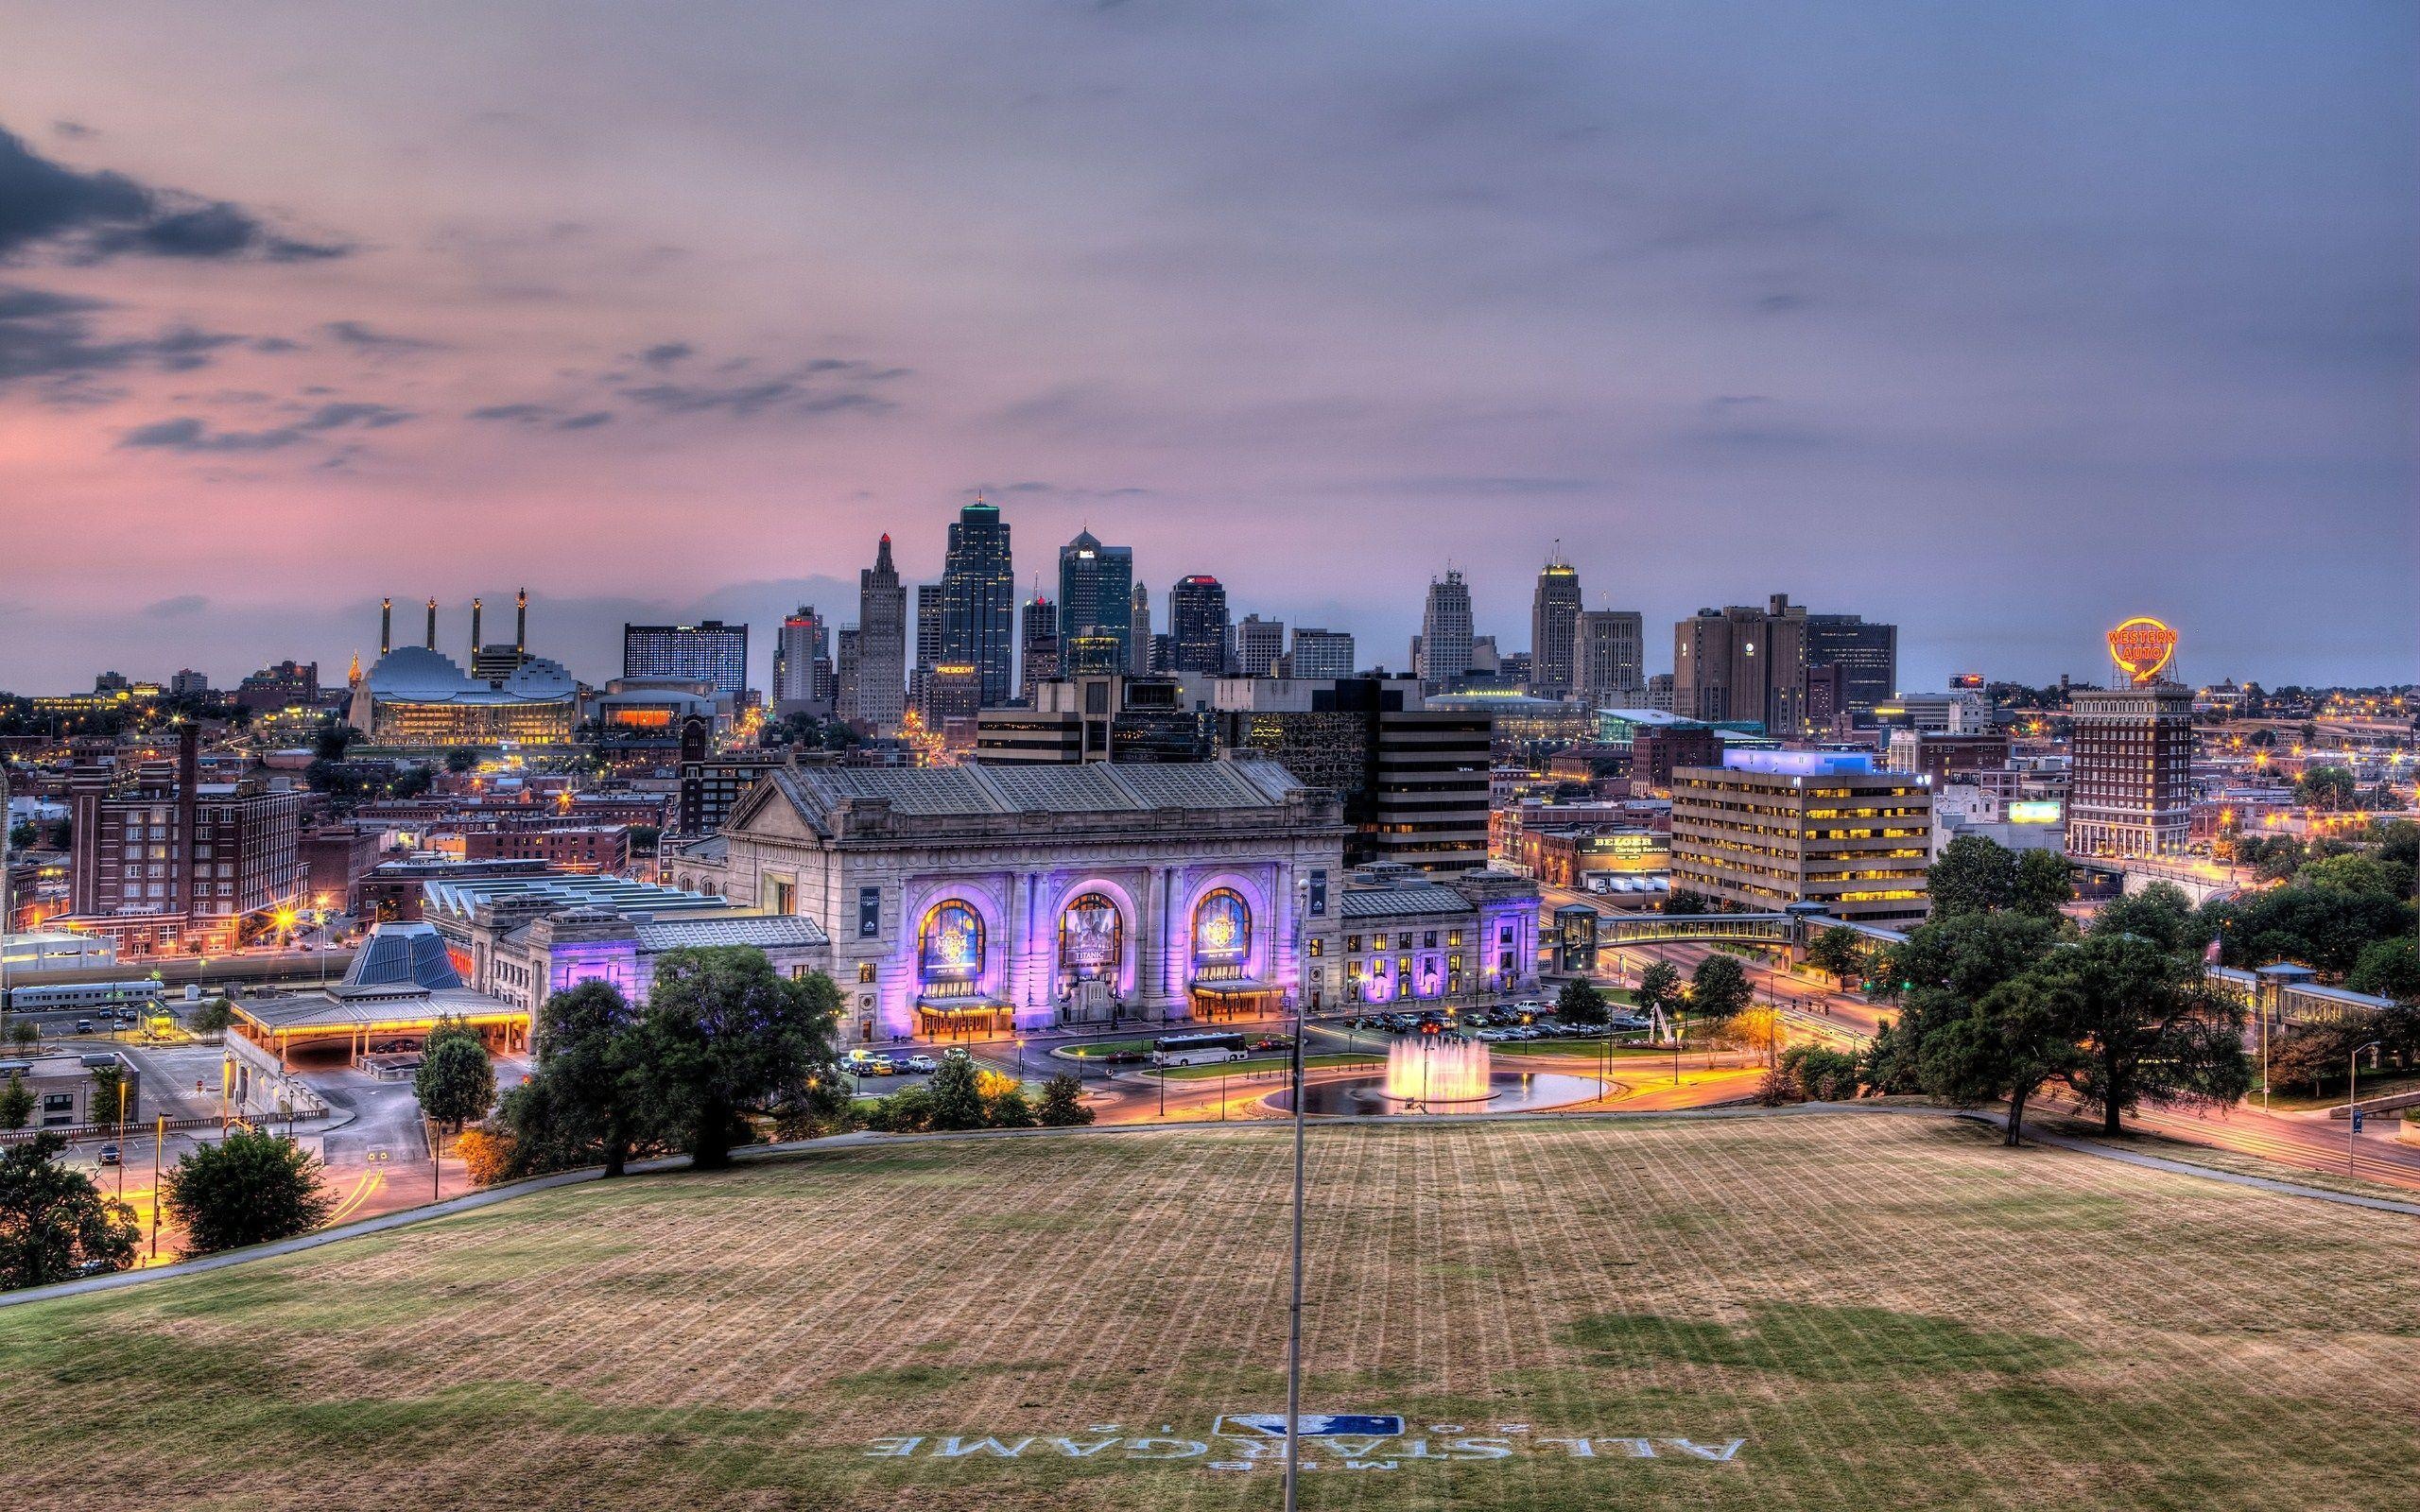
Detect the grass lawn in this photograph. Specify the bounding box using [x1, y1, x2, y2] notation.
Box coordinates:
[4, 1117, 2415, 1511]
[1492, 1039, 1671, 1059]
[2256, 1068, 2420, 1113]
[1057, 1039, 1154, 1058]
[1150, 1052, 1383, 1081]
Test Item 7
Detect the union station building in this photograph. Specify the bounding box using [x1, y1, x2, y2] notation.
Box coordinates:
[693, 761, 1352, 1043]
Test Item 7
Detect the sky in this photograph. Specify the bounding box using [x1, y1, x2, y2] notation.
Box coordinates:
[0, 0, 2411, 695]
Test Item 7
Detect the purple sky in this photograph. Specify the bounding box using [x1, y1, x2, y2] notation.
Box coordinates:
[0, 1, 2411, 695]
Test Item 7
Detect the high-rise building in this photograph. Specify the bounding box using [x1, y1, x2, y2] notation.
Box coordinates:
[835, 627, 864, 723]
[1669, 751, 1932, 924]
[772, 606, 832, 714]
[1672, 593, 1807, 734]
[168, 668, 212, 699]
[1236, 615, 1286, 678]
[914, 583, 943, 672]
[853, 534, 908, 731]
[1019, 592, 1061, 699]
[1169, 576, 1230, 675]
[2066, 683, 2193, 859]
[941, 498, 1015, 705]
[1128, 581, 1152, 675]
[1805, 614, 1899, 727]
[1056, 530, 1135, 668]
[1574, 610, 1646, 707]
[622, 621, 749, 703]
[1417, 569, 1475, 693]
[234, 660, 320, 713]
[1287, 627, 1356, 680]
[1063, 632, 1126, 676]
[1529, 556, 1582, 697]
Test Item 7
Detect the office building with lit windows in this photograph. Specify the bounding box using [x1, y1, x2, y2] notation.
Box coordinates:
[940, 498, 1016, 704]
[2066, 682, 2193, 859]
[1668, 750, 1932, 924]
[623, 620, 749, 703]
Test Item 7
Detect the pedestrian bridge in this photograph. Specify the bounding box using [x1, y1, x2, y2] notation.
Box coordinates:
[1586, 911, 1910, 951]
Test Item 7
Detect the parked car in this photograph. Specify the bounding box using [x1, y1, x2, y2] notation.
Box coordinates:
[906, 1054, 938, 1074]
[942, 1045, 973, 1062]
[858, 1057, 896, 1076]
[74, 1019, 92, 1034]
[1249, 1037, 1288, 1052]
[96, 1143, 121, 1165]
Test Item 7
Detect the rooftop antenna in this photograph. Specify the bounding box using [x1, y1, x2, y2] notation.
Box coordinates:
[424, 598, 438, 650]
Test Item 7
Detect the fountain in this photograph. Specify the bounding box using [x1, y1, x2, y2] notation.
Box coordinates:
[1267, 1032, 1601, 1116]
[1383, 1035, 1494, 1104]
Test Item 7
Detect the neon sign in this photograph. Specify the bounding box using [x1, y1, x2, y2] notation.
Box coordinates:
[2106, 617, 2177, 685]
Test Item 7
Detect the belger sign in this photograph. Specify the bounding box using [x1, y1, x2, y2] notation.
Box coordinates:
[864, 1415, 1747, 1473]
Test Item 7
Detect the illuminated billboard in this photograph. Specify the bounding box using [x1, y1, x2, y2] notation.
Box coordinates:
[2008, 800, 2063, 825]
[1949, 673, 1984, 691]
[2106, 617, 2178, 685]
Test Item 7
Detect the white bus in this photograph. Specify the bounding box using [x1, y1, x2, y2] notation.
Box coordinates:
[1151, 1031, 1251, 1067]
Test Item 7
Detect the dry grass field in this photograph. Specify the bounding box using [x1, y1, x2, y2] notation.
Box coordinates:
[4, 1113, 2416, 1512]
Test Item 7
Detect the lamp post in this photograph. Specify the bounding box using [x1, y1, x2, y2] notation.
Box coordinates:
[149, 1113, 164, 1260]
[2348, 1040, 2382, 1177]
[114, 1081, 129, 1198]
[1282, 885, 1309, 1512]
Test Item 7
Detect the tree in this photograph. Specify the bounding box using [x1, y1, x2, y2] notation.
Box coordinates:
[2205, 884, 2411, 976]
[413, 1017, 494, 1133]
[2090, 883, 2204, 955]
[2297, 853, 2394, 897]
[769, 1067, 857, 1141]
[443, 747, 478, 774]
[311, 720, 357, 762]
[2012, 850, 2072, 919]
[1555, 977, 1609, 1026]
[1806, 926, 1864, 984]
[1915, 972, 2084, 1145]
[984, 1084, 1037, 1128]
[1777, 1044, 1861, 1102]
[1663, 889, 1714, 917]
[1865, 913, 2062, 1099]
[1634, 960, 1684, 1039]
[0, 1132, 140, 1289]
[187, 998, 235, 1037]
[0, 1074, 31, 1131]
[1037, 1074, 1095, 1126]
[1688, 954, 1753, 1022]
[2348, 937, 2420, 1003]
[453, 1127, 517, 1187]
[2295, 765, 2357, 812]
[504, 980, 648, 1177]
[925, 1057, 988, 1131]
[163, 1128, 334, 1255]
[1716, 1005, 1783, 1067]
[2047, 932, 2251, 1137]
[629, 950, 838, 1167]
[1927, 834, 2019, 919]
[85, 1062, 128, 1130]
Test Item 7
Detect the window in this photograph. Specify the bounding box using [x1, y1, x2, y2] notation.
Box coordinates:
[1307, 937, 1323, 958]
[1373, 935, 1390, 952]
[1345, 935, 1362, 953]
[856, 962, 875, 984]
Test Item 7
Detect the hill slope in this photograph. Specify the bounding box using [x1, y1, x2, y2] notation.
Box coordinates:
[4, 1114, 2415, 1511]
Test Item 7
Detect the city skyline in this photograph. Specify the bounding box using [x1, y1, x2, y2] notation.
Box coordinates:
[0, 4, 2412, 691]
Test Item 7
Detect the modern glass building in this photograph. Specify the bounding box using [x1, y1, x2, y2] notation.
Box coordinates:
[1169, 575, 1230, 675]
[1056, 529, 1134, 667]
[1805, 612, 1899, 727]
[940, 499, 1015, 704]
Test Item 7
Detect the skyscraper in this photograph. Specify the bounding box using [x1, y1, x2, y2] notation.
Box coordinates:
[1057, 529, 1135, 668]
[1574, 609, 1646, 707]
[1169, 576, 1230, 674]
[1672, 593, 1807, 734]
[914, 583, 943, 672]
[1528, 555, 1582, 697]
[853, 534, 908, 731]
[1236, 614, 1286, 678]
[622, 620, 749, 702]
[941, 498, 1015, 704]
[1804, 613, 1899, 727]
[2066, 682, 2193, 859]
[1417, 568, 1474, 693]
[1019, 591, 1061, 699]
[1129, 581, 1151, 674]
[772, 606, 831, 713]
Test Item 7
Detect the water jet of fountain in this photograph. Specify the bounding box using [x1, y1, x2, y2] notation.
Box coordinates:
[1383, 1035, 1494, 1104]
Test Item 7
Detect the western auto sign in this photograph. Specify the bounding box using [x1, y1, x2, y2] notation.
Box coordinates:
[2106, 617, 2177, 684]
[862, 1416, 1747, 1473]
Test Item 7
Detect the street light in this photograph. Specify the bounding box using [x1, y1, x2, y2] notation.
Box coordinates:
[2348, 1040, 2382, 1177]
[149, 1113, 164, 1260]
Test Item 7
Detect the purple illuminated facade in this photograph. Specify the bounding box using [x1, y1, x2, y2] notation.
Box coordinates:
[708, 762, 1354, 1046]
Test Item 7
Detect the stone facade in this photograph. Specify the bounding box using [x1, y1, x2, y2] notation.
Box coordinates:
[706, 761, 1349, 1044]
